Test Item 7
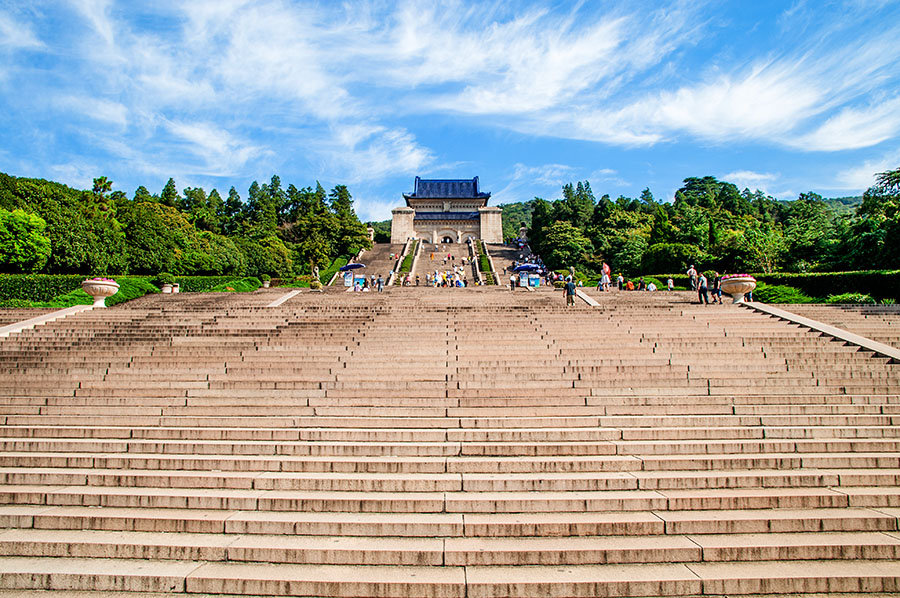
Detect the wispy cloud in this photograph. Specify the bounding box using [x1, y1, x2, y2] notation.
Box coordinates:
[0, 10, 42, 50]
[722, 170, 778, 191]
[835, 148, 900, 191]
[493, 163, 575, 204]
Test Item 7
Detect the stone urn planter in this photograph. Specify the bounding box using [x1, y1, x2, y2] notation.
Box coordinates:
[81, 278, 119, 308]
[262, 280, 271, 288]
[720, 274, 757, 304]
[160, 284, 173, 294]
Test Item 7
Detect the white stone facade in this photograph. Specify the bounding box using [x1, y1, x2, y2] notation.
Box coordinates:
[390, 177, 503, 244]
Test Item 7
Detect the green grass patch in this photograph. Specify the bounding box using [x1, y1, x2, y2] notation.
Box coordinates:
[208, 277, 261, 292]
[826, 292, 876, 305]
[751, 282, 817, 304]
[0, 276, 159, 308]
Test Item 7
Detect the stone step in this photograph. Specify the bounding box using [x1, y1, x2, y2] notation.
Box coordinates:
[1, 556, 899, 596]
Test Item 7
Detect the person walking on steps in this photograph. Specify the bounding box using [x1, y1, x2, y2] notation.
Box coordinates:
[697, 272, 709, 305]
[376, 274, 384, 292]
[687, 265, 698, 291]
[564, 276, 576, 308]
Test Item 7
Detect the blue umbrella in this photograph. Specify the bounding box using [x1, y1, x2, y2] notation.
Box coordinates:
[339, 263, 366, 272]
[513, 264, 539, 272]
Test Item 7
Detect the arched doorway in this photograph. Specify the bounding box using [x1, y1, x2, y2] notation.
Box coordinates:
[441, 236, 454, 244]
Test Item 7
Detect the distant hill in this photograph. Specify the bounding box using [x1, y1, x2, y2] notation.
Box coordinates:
[821, 196, 862, 215]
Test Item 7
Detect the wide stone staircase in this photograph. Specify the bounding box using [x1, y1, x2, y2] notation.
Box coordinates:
[778, 303, 900, 350]
[337, 243, 405, 284]
[0, 289, 899, 596]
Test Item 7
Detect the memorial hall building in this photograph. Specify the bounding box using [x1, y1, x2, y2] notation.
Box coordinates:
[390, 177, 503, 244]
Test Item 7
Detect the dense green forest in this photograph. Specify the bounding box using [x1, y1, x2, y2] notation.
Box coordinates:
[0, 172, 371, 278]
[514, 169, 899, 277]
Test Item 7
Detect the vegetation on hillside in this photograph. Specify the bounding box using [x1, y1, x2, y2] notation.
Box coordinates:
[0, 172, 372, 278]
[520, 170, 900, 280]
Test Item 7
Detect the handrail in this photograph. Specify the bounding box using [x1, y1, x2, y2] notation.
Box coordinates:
[483, 242, 500, 285]
[406, 239, 423, 285]
[469, 241, 484, 286]
[387, 239, 412, 286]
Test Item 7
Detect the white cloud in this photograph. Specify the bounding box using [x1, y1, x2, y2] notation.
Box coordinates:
[0, 11, 42, 49]
[835, 148, 900, 191]
[722, 170, 778, 191]
[789, 97, 900, 151]
[55, 96, 128, 127]
[493, 163, 575, 204]
[69, 0, 115, 47]
[320, 125, 433, 183]
[165, 120, 268, 177]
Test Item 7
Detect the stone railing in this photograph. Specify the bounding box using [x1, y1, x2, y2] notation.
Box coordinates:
[468, 241, 484, 286]
[387, 238, 413, 286]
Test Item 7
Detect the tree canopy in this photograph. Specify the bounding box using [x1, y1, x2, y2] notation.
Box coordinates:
[522, 169, 898, 277]
[0, 171, 372, 277]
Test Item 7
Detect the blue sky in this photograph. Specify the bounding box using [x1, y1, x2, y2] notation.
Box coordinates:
[1, 1, 900, 221]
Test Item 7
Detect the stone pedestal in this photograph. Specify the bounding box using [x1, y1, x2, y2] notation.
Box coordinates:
[479, 207, 503, 244]
[390, 207, 415, 244]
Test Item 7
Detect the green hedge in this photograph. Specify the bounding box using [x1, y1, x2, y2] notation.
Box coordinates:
[0, 276, 158, 308]
[650, 270, 900, 301]
[398, 241, 418, 274]
[0, 274, 248, 301]
[172, 276, 241, 292]
[0, 274, 84, 301]
[208, 277, 261, 292]
[319, 257, 349, 285]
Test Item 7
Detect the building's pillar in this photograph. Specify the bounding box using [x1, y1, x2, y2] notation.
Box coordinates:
[390, 207, 415, 244]
[478, 207, 503, 243]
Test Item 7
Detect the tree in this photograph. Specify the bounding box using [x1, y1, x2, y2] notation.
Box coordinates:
[223, 187, 243, 235]
[541, 221, 593, 270]
[0, 208, 51, 272]
[92, 176, 112, 197]
[875, 167, 900, 193]
[160, 178, 179, 207]
[739, 223, 785, 273]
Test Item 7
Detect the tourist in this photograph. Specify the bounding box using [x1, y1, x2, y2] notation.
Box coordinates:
[638, 277, 645, 291]
[647, 281, 658, 292]
[600, 271, 610, 291]
[626, 280, 634, 291]
[711, 272, 722, 304]
[377, 275, 384, 292]
[415, 275, 420, 286]
[564, 276, 576, 307]
[667, 278, 674, 291]
[698, 272, 709, 304]
[617, 274, 624, 291]
[687, 265, 698, 291]
[509, 273, 517, 291]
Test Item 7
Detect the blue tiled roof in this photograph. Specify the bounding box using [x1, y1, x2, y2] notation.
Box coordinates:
[414, 212, 479, 221]
[403, 176, 491, 199]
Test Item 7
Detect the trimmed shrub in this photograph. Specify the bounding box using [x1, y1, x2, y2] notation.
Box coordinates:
[752, 283, 816, 304]
[0, 274, 84, 302]
[173, 276, 241, 292]
[826, 292, 876, 305]
[0, 276, 157, 308]
[208, 277, 261, 293]
[649, 270, 900, 302]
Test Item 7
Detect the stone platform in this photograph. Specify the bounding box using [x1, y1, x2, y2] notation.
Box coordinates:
[0, 288, 898, 596]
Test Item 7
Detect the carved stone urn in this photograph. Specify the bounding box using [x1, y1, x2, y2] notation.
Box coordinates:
[81, 278, 119, 308]
[720, 275, 757, 304]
